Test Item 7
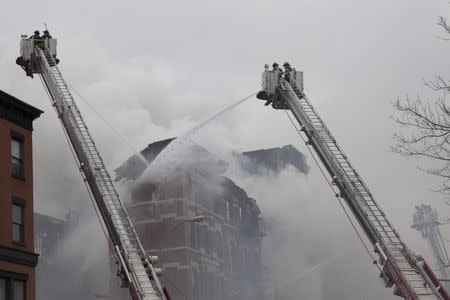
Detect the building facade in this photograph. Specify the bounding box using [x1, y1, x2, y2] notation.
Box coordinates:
[115, 139, 308, 300]
[0, 90, 42, 300]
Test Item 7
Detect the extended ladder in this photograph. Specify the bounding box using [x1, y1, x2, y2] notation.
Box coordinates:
[280, 79, 443, 300]
[267, 75, 446, 299]
[37, 48, 166, 300]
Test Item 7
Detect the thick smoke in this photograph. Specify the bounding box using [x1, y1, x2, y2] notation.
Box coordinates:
[124, 117, 397, 299]
[0, 46, 431, 300]
[36, 207, 109, 300]
[228, 165, 395, 299]
[1, 2, 448, 297]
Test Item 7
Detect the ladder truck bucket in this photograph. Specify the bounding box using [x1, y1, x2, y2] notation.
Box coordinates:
[16, 33, 59, 77]
[257, 66, 303, 110]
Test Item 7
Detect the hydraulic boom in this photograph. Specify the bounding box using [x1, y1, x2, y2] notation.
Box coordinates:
[257, 63, 450, 300]
[17, 32, 168, 300]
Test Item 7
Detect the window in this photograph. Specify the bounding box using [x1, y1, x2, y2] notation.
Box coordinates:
[0, 278, 5, 300]
[12, 201, 24, 244]
[193, 271, 199, 300]
[11, 137, 23, 178]
[204, 229, 210, 254]
[190, 223, 197, 249]
[0, 275, 26, 300]
[12, 281, 24, 300]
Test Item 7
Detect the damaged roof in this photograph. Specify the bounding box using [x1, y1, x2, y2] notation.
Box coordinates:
[114, 138, 309, 182]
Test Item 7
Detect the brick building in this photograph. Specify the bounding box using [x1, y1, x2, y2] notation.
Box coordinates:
[114, 138, 308, 300]
[0, 90, 42, 300]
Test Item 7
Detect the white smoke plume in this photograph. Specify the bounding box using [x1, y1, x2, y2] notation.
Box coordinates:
[0, 2, 447, 297]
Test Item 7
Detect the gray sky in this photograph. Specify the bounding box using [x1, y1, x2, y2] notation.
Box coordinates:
[1, 0, 450, 298]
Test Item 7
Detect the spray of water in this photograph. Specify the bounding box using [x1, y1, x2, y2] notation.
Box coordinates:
[279, 252, 346, 290]
[137, 92, 256, 183]
[184, 92, 257, 138]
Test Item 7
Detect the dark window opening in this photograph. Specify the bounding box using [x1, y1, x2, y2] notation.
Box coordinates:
[11, 137, 23, 179]
[12, 202, 24, 244]
[0, 278, 5, 300]
[190, 223, 197, 249]
[225, 201, 230, 220]
[12, 281, 24, 300]
[204, 229, 210, 254]
[193, 271, 199, 300]
[0, 276, 26, 300]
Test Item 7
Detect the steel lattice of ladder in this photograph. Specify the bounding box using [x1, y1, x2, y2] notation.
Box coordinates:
[258, 66, 448, 300]
[35, 46, 166, 300]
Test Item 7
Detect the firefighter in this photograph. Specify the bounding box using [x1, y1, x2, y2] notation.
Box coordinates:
[32, 30, 41, 40]
[272, 62, 282, 72]
[283, 62, 293, 82]
[42, 30, 52, 39]
[41, 30, 59, 64]
[31, 30, 46, 49]
[262, 63, 282, 107]
[272, 62, 283, 82]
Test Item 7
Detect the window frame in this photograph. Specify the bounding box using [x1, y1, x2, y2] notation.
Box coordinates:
[0, 271, 27, 300]
[190, 222, 197, 249]
[0, 277, 6, 300]
[12, 280, 25, 300]
[11, 197, 25, 245]
[10, 131, 24, 180]
[225, 201, 230, 220]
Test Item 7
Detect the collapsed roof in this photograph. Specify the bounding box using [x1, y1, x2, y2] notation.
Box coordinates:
[114, 138, 309, 182]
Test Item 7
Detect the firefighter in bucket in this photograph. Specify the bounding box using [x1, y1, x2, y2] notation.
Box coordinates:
[16, 29, 59, 78]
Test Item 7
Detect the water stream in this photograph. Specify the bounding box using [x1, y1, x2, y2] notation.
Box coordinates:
[138, 92, 256, 182]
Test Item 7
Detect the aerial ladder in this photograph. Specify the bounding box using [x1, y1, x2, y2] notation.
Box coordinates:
[16, 32, 169, 300]
[412, 205, 450, 291]
[257, 64, 450, 300]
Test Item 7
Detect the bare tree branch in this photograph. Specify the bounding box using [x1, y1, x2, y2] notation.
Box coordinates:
[438, 16, 450, 35]
[425, 76, 450, 93]
[393, 15, 450, 192]
[437, 16, 450, 40]
[393, 96, 450, 191]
